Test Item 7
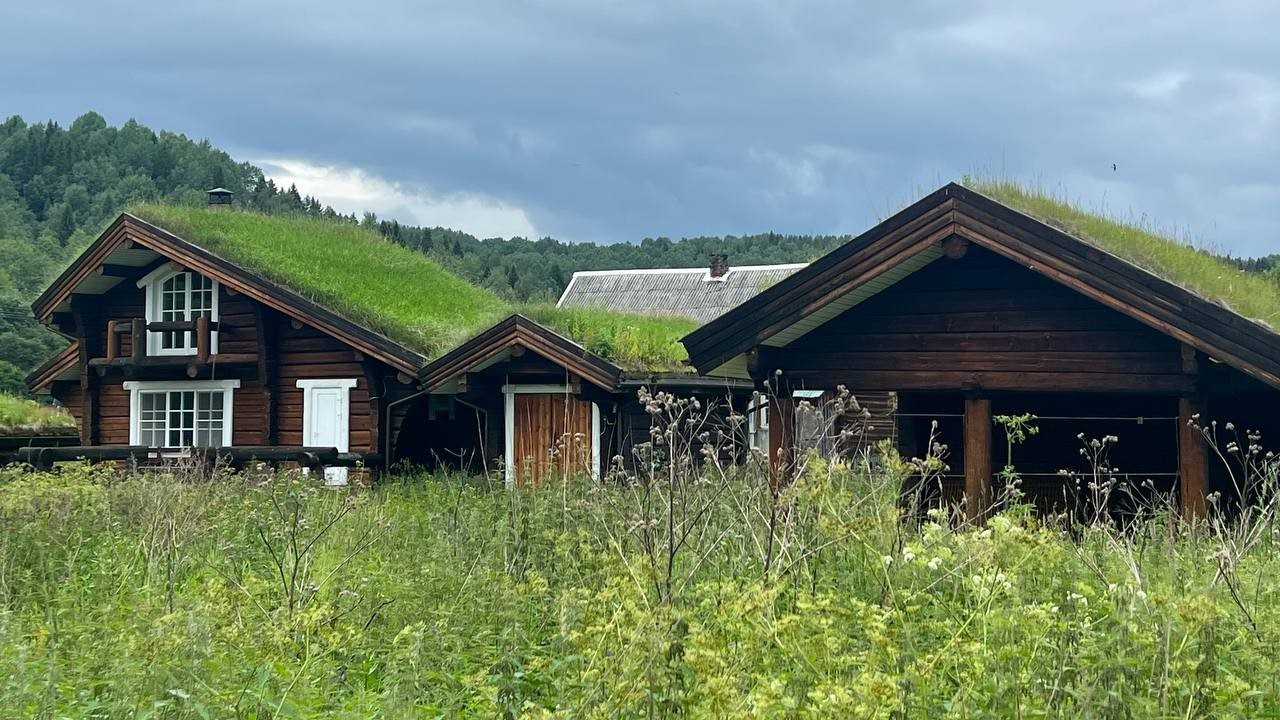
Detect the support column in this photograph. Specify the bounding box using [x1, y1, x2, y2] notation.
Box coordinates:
[964, 396, 993, 522]
[768, 395, 795, 487]
[1178, 395, 1208, 521]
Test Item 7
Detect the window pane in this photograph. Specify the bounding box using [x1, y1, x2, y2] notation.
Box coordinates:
[165, 391, 195, 448]
[194, 390, 225, 447]
[139, 391, 167, 447]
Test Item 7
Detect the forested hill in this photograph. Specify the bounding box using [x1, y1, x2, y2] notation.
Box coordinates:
[368, 221, 848, 301]
[0, 112, 847, 394]
[0, 112, 354, 394]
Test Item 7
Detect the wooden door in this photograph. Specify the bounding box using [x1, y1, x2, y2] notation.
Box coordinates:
[512, 393, 593, 486]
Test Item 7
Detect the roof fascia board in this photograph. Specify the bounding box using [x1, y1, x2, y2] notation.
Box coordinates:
[420, 315, 621, 392]
[683, 201, 959, 371]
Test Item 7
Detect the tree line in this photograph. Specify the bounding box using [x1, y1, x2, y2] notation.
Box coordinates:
[0, 112, 849, 394]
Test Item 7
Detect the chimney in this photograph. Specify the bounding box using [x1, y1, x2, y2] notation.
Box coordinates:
[206, 187, 234, 207]
[708, 254, 729, 279]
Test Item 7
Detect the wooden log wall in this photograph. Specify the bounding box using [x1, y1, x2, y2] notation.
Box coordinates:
[776, 246, 1189, 394]
[69, 276, 401, 458]
[272, 316, 375, 453]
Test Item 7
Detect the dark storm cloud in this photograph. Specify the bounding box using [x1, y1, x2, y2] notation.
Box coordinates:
[3, 1, 1279, 254]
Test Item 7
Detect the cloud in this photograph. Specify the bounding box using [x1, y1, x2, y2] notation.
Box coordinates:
[4, 2, 1280, 254]
[256, 159, 540, 240]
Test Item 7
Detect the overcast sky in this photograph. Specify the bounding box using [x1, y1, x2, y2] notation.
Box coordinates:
[4, 2, 1280, 255]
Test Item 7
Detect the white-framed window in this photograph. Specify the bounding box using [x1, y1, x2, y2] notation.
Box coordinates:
[747, 397, 770, 451]
[124, 380, 238, 449]
[137, 266, 219, 356]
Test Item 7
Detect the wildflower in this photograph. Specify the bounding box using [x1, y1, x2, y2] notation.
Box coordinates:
[927, 557, 942, 571]
[902, 548, 916, 562]
[881, 555, 894, 567]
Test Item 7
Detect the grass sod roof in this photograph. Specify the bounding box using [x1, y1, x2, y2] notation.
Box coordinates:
[125, 205, 695, 371]
[964, 177, 1280, 331]
[0, 394, 75, 435]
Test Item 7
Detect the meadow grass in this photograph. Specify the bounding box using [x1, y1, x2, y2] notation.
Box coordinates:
[0, 393, 74, 434]
[964, 176, 1280, 329]
[125, 205, 694, 370]
[1, 453, 1278, 718]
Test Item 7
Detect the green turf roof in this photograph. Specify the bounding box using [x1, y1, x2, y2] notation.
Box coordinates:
[964, 177, 1280, 331]
[125, 205, 694, 371]
[0, 394, 75, 435]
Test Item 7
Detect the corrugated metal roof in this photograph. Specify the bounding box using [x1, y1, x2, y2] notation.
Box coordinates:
[557, 263, 807, 324]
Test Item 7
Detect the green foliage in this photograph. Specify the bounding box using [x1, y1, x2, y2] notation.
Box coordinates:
[2, 460, 1280, 717]
[372, 218, 849, 304]
[128, 205, 698, 370]
[128, 204, 511, 361]
[0, 392, 74, 433]
[124, 205, 696, 370]
[966, 176, 1280, 329]
[2, 112, 826, 378]
[521, 303, 698, 372]
[0, 112, 342, 381]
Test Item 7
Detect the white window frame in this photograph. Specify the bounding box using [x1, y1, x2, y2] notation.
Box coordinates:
[137, 265, 220, 357]
[297, 379, 359, 486]
[747, 397, 770, 451]
[502, 384, 600, 486]
[124, 379, 239, 450]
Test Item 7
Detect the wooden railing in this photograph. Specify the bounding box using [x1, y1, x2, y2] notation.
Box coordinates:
[14, 444, 380, 471]
[106, 317, 221, 363]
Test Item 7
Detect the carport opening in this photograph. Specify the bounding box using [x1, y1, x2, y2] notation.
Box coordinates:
[897, 392, 1179, 518]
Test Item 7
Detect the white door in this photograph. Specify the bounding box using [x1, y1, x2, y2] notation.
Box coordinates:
[298, 379, 357, 485]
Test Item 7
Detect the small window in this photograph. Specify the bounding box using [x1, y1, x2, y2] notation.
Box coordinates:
[126, 380, 237, 450]
[747, 397, 770, 451]
[428, 394, 456, 422]
[141, 269, 219, 356]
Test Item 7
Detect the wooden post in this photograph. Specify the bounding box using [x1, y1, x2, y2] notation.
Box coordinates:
[963, 396, 993, 522]
[1179, 396, 1208, 521]
[195, 315, 211, 363]
[130, 318, 146, 361]
[768, 395, 795, 487]
[105, 320, 119, 362]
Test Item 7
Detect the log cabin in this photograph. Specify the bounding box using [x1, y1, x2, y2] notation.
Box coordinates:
[24, 191, 753, 483]
[682, 182, 1280, 520]
[25, 203, 435, 481]
[407, 258, 831, 482]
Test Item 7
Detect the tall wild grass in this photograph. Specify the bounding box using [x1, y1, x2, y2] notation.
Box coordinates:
[1, 391, 1279, 717]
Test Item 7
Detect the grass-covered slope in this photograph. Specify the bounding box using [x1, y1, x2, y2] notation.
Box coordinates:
[0, 394, 75, 435]
[126, 205, 694, 370]
[965, 178, 1280, 330]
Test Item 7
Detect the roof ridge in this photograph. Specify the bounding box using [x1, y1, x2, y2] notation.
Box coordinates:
[567, 262, 808, 278]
